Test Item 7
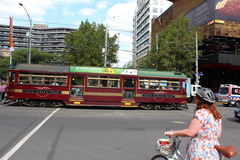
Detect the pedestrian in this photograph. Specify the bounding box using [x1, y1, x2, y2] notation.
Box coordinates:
[0, 82, 2, 102]
[165, 88, 222, 160]
[1, 82, 7, 102]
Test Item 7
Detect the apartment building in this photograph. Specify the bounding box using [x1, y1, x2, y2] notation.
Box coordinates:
[0, 24, 75, 55]
[132, 0, 172, 65]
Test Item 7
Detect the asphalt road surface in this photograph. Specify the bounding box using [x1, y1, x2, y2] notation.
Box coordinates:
[0, 103, 239, 160]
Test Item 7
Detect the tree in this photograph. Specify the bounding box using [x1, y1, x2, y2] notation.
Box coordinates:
[0, 48, 55, 79]
[0, 58, 9, 80]
[64, 20, 119, 66]
[141, 15, 201, 77]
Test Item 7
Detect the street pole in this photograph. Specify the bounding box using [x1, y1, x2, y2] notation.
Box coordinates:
[9, 16, 14, 65]
[19, 3, 32, 64]
[195, 32, 199, 85]
[104, 26, 108, 67]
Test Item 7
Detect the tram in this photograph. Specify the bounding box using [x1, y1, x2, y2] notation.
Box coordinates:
[7, 64, 187, 109]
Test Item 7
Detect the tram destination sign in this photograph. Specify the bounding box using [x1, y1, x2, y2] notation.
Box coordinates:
[70, 66, 138, 75]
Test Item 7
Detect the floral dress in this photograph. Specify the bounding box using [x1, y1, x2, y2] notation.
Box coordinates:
[186, 108, 222, 160]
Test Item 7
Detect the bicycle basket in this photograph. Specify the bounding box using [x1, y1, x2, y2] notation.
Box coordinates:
[156, 138, 172, 156]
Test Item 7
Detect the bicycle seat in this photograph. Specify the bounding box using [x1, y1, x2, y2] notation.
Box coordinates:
[214, 145, 238, 158]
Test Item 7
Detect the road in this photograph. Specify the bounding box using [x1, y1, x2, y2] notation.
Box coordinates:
[0, 103, 239, 160]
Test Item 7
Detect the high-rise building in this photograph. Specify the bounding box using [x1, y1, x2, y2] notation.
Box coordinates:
[0, 23, 75, 55]
[132, 0, 172, 66]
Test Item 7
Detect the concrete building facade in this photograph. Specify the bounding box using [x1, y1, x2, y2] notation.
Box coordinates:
[132, 0, 172, 66]
[0, 24, 75, 55]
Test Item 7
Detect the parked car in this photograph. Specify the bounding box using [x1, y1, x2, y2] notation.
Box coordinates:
[234, 107, 240, 120]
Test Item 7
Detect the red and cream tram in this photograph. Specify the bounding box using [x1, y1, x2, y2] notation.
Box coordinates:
[7, 64, 187, 109]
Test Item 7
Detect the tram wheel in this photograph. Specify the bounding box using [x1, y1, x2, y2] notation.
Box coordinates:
[140, 104, 153, 110]
[154, 105, 162, 110]
[145, 104, 153, 110]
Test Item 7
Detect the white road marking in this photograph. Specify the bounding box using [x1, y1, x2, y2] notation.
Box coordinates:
[171, 121, 186, 124]
[114, 110, 125, 116]
[0, 108, 60, 160]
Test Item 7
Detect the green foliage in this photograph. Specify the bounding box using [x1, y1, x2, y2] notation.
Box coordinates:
[10, 48, 55, 64]
[0, 58, 9, 80]
[0, 48, 55, 79]
[142, 15, 202, 77]
[64, 20, 119, 66]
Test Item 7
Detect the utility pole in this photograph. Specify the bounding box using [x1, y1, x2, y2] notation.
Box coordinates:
[104, 26, 108, 67]
[195, 32, 199, 85]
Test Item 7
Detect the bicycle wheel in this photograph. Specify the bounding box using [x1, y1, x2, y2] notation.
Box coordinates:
[151, 155, 168, 160]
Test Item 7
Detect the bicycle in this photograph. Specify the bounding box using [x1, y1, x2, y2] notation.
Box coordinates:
[151, 134, 238, 160]
[151, 135, 184, 160]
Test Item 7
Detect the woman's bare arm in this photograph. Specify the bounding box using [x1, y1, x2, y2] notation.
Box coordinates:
[165, 118, 201, 137]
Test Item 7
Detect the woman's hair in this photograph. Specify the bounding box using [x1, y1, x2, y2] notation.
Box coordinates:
[195, 95, 222, 120]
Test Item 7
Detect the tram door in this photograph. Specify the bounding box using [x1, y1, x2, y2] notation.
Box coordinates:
[123, 78, 136, 99]
[70, 76, 84, 98]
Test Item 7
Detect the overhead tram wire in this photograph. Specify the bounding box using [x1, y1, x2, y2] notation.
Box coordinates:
[0, 16, 134, 32]
[108, 28, 133, 33]
[0, 16, 79, 28]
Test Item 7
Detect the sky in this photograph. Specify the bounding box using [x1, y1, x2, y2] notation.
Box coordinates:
[0, 0, 172, 67]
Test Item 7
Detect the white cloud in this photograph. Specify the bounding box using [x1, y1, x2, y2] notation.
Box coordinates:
[0, 0, 93, 25]
[79, 8, 96, 16]
[75, 21, 82, 27]
[113, 50, 133, 67]
[62, 7, 75, 16]
[105, 0, 136, 67]
[96, 1, 107, 9]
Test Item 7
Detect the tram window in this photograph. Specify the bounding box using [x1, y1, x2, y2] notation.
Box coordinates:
[169, 81, 180, 90]
[139, 80, 149, 89]
[88, 76, 99, 87]
[32, 75, 43, 84]
[124, 79, 135, 88]
[56, 76, 67, 85]
[108, 80, 118, 88]
[149, 80, 160, 89]
[108, 77, 119, 88]
[160, 80, 169, 90]
[44, 75, 55, 85]
[18, 73, 67, 85]
[19, 74, 30, 84]
[71, 77, 84, 86]
[87, 76, 120, 88]
[100, 76, 108, 88]
[139, 78, 180, 90]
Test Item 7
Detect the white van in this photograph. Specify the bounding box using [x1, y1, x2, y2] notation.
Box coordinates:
[218, 84, 240, 107]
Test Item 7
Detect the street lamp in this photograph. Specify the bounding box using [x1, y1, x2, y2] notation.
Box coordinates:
[195, 32, 199, 85]
[19, 3, 32, 64]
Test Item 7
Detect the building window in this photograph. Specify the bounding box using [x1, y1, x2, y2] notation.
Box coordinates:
[153, 7, 158, 13]
[153, 0, 158, 5]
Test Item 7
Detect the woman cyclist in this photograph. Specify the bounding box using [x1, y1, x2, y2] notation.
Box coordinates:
[165, 88, 222, 160]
